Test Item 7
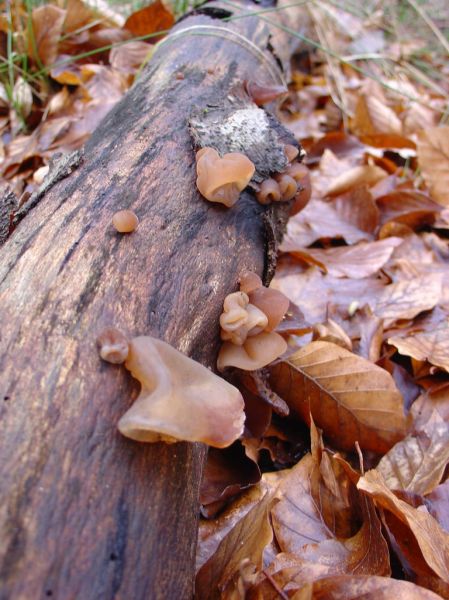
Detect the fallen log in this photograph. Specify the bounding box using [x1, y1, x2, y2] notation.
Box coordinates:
[0, 2, 306, 598]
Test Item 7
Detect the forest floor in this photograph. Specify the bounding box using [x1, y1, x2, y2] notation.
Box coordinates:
[2, 0, 449, 598]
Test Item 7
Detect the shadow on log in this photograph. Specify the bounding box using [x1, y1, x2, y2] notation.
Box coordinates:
[0, 2, 306, 598]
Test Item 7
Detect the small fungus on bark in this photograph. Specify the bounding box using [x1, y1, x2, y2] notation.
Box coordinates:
[220, 291, 268, 346]
[245, 79, 288, 106]
[274, 173, 298, 201]
[217, 331, 287, 371]
[118, 336, 245, 447]
[112, 210, 139, 233]
[195, 147, 255, 207]
[239, 271, 263, 294]
[256, 178, 282, 205]
[97, 327, 129, 364]
[284, 144, 299, 162]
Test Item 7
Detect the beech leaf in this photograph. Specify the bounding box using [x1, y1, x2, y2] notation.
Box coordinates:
[388, 320, 449, 372]
[269, 341, 406, 452]
[357, 469, 449, 582]
[377, 411, 449, 495]
[124, 1, 174, 40]
[29, 6, 66, 66]
[195, 492, 273, 600]
[417, 126, 449, 206]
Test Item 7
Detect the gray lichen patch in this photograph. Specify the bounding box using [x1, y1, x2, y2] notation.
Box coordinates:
[189, 91, 296, 182]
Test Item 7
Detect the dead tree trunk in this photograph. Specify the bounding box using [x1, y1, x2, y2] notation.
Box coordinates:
[0, 3, 305, 598]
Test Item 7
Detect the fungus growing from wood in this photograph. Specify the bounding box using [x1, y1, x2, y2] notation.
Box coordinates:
[118, 336, 245, 447]
[245, 80, 288, 106]
[219, 291, 268, 346]
[97, 327, 129, 364]
[196, 147, 255, 207]
[256, 178, 282, 205]
[284, 144, 299, 162]
[287, 163, 312, 215]
[248, 287, 290, 332]
[239, 271, 263, 294]
[112, 210, 139, 233]
[217, 332, 287, 371]
[274, 173, 298, 201]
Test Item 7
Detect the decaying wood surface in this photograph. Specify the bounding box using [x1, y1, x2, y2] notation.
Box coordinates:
[0, 2, 306, 598]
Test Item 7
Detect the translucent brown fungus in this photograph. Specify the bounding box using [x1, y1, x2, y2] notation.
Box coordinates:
[256, 178, 282, 205]
[196, 147, 255, 207]
[118, 336, 245, 447]
[217, 331, 288, 371]
[97, 327, 129, 364]
[287, 163, 312, 215]
[239, 271, 263, 294]
[248, 287, 290, 331]
[274, 173, 298, 201]
[284, 144, 299, 162]
[245, 80, 288, 106]
[112, 210, 139, 233]
[219, 291, 268, 346]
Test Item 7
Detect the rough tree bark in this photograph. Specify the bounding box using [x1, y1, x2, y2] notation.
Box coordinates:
[0, 2, 305, 598]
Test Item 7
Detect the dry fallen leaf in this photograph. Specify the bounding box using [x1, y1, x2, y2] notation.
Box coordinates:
[124, 1, 174, 40]
[326, 164, 388, 197]
[372, 273, 442, 324]
[417, 126, 449, 206]
[377, 411, 449, 495]
[270, 341, 406, 452]
[292, 574, 444, 599]
[293, 237, 403, 279]
[333, 186, 380, 234]
[195, 492, 273, 600]
[426, 479, 449, 533]
[29, 5, 66, 66]
[353, 94, 403, 137]
[281, 199, 371, 249]
[270, 428, 390, 577]
[358, 469, 449, 583]
[110, 41, 153, 75]
[389, 319, 449, 373]
[376, 190, 442, 231]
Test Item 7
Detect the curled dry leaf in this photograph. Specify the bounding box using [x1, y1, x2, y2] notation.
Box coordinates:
[269, 341, 406, 453]
[293, 237, 403, 279]
[110, 41, 153, 75]
[313, 318, 352, 350]
[389, 320, 449, 373]
[326, 164, 388, 197]
[417, 126, 449, 206]
[372, 273, 442, 324]
[357, 469, 449, 583]
[377, 411, 449, 495]
[124, 1, 174, 40]
[29, 5, 66, 66]
[376, 190, 442, 230]
[333, 185, 380, 234]
[195, 492, 273, 600]
[273, 264, 385, 325]
[426, 480, 449, 533]
[293, 575, 444, 599]
[200, 442, 261, 517]
[270, 443, 390, 579]
[411, 388, 449, 433]
[353, 94, 403, 137]
[281, 199, 370, 250]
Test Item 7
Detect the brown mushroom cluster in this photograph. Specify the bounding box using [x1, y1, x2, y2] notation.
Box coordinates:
[217, 272, 289, 371]
[256, 144, 312, 215]
[196, 147, 255, 207]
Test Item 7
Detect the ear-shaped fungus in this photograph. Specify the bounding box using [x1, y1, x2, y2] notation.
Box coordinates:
[274, 173, 298, 201]
[245, 80, 288, 106]
[118, 336, 245, 447]
[284, 144, 299, 162]
[248, 287, 290, 332]
[286, 163, 312, 215]
[256, 178, 282, 205]
[239, 271, 263, 294]
[196, 147, 255, 207]
[220, 291, 268, 345]
[217, 332, 287, 371]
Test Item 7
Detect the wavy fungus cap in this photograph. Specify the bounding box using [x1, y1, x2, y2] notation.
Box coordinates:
[217, 331, 287, 371]
[118, 336, 245, 447]
[196, 147, 255, 207]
